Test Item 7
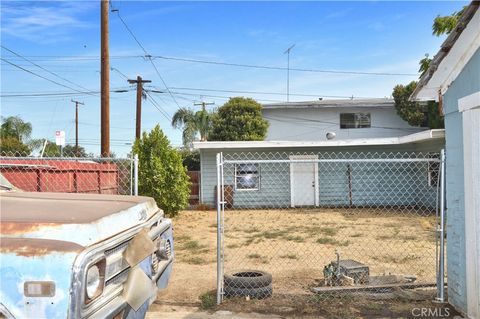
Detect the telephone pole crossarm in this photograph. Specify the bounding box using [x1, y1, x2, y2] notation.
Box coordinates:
[194, 101, 215, 112]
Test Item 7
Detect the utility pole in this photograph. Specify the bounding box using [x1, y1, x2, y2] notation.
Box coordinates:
[71, 99, 85, 155]
[194, 101, 215, 112]
[100, 0, 110, 157]
[128, 76, 151, 140]
[193, 101, 214, 142]
[283, 44, 295, 102]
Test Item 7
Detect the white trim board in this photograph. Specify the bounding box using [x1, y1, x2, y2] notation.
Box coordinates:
[458, 92, 480, 113]
[463, 105, 480, 319]
[194, 130, 445, 150]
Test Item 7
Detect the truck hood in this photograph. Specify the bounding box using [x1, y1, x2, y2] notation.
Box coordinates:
[0, 192, 161, 247]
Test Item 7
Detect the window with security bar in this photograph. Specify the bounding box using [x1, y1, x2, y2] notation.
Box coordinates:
[235, 163, 260, 191]
[340, 113, 371, 128]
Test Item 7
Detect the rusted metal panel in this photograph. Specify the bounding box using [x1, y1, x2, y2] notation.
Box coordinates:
[0, 159, 120, 195]
[0, 238, 83, 257]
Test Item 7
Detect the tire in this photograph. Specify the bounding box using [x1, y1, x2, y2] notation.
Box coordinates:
[224, 270, 272, 289]
[224, 283, 273, 299]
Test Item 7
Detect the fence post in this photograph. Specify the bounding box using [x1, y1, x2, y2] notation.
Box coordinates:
[216, 153, 223, 305]
[437, 149, 446, 302]
[134, 154, 139, 196]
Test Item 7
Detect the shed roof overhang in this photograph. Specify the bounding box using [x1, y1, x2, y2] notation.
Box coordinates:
[193, 129, 445, 150]
[411, 2, 480, 101]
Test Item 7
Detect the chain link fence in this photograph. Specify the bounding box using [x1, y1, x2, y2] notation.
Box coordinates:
[0, 151, 137, 195]
[216, 151, 445, 304]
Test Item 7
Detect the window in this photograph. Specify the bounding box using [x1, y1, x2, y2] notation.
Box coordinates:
[428, 153, 440, 187]
[340, 113, 371, 129]
[235, 163, 260, 191]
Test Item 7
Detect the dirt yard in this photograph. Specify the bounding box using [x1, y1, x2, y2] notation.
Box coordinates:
[158, 208, 438, 310]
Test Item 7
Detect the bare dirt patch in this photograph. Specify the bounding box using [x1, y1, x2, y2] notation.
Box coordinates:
[158, 208, 438, 312]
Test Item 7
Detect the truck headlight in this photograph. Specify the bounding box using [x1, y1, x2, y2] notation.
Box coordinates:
[85, 259, 105, 302]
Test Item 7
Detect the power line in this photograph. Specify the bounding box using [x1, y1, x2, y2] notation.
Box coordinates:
[159, 86, 381, 99]
[143, 89, 172, 121]
[263, 114, 422, 131]
[168, 91, 285, 103]
[152, 55, 419, 77]
[1, 58, 99, 95]
[1, 88, 132, 98]
[1, 46, 99, 96]
[110, 2, 181, 110]
[2, 53, 419, 77]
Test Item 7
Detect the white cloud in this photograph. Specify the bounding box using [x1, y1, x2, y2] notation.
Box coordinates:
[1, 2, 95, 43]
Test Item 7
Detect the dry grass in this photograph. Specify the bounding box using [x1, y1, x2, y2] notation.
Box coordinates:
[158, 208, 437, 303]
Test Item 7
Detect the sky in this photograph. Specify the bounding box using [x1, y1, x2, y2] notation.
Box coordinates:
[0, 1, 467, 157]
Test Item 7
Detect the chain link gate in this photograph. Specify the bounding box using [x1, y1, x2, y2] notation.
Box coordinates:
[216, 150, 446, 304]
[0, 151, 139, 196]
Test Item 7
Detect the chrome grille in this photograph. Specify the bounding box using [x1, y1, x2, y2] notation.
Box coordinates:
[165, 240, 172, 259]
[104, 239, 131, 256]
[152, 237, 160, 274]
[106, 267, 130, 286]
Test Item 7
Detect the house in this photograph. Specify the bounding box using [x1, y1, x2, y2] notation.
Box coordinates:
[411, 2, 480, 318]
[194, 98, 445, 208]
[262, 99, 426, 141]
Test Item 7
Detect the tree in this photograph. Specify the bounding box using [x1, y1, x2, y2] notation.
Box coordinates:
[0, 116, 32, 142]
[432, 8, 465, 36]
[133, 125, 190, 216]
[0, 116, 33, 156]
[0, 136, 31, 156]
[420, 7, 466, 75]
[393, 82, 425, 127]
[179, 148, 200, 171]
[172, 107, 211, 147]
[392, 7, 463, 128]
[392, 81, 444, 129]
[209, 97, 269, 141]
[42, 142, 89, 157]
[419, 54, 431, 77]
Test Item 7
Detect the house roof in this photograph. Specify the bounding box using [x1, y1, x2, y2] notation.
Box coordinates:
[262, 98, 394, 109]
[193, 129, 444, 150]
[411, 1, 480, 101]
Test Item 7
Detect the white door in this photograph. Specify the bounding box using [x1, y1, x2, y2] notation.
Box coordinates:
[290, 155, 318, 207]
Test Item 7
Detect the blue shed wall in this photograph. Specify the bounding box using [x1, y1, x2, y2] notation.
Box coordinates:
[199, 140, 444, 209]
[442, 47, 480, 313]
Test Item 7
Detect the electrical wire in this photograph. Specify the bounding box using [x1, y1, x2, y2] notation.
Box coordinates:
[2, 53, 419, 77]
[152, 55, 419, 77]
[263, 114, 423, 131]
[1, 58, 100, 95]
[143, 89, 172, 121]
[153, 85, 382, 100]
[1, 46, 100, 96]
[1, 88, 132, 98]
[110, 1, 181, 109]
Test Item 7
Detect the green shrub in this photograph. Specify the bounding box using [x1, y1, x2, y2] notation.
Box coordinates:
[199, 291, 216, 309]
[133, 125, 190, 216]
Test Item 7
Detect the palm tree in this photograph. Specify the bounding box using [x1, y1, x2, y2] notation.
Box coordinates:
[171, 107, 211, 147]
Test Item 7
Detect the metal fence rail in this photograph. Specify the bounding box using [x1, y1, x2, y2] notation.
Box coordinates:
[216, 151, 445, 304]
[0, 151, 138, 196]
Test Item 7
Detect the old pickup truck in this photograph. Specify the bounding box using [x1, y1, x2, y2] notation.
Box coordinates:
[0, 178, 174, 319]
